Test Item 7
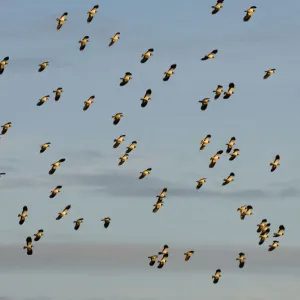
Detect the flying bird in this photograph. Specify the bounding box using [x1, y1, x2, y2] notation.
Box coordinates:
[184, 251, 194, 262]
[120, 72, 132, 86]
[259, 228, 270, 245]
[226, 137, 236, 153]
[18, 206, 28, 225]
[83, 95, 95, 111]
[49, 158, 66, 175]
[33, 229, 44, 242]
[157, 253, 168, 269]
[139, 168, 152, 179]
[102, 217, 111, 228]
[0, 56, 9, 74]
[49, 185, 62, 198]
[40, 142, 51, 153]
[113, 135, 125, 148]
[87, 5, 99, 23]
[261, 223, 271, 234]
[1, 122, 12, 135]
[229, 149, 240, 161]
[245, 205, 253, 217]
[118, 154, 129, 166]
[201, 49, 218, 61]
[213, 85, 223, 100]
[236, 253, 246, 268]
[53, 88, 63, 101]
[56, 12, 68, 30]
[156, 188, 168, 201]
[223, 83, 235, 99]
[163, 64, 176, 81]
[153, 200, 164, 213]
[56, 205, 71, 220]
[0, 173, 6, 177]
[109, 32, 120, 47]
[268, 240, 279, 252]
[212, 269, 221, 284]
[199, 98, 210, 111]
[158, 245, 169, 255]
[243, 6, 257, 22]
[125, 141, 137, 154]
[237, 205, 248, 220]
[74, 218, 84, 230]
[79, 36, 89, 51]
[200, 134, 211, 150]
[36, 95, 50, 106]
[38, 61, 49, 72]
[196, 178, 207, 189]
[140, 89, 152, 107]
[273, 225, 285, 237]
[148, 255, 158, 266]
[141, 48, 154, 63]
[211, 0, 224, 14]
[209, 150, 223, 168]
[112, 113, 123, 125]
[270, 155, 280, 172]
[222, 172, 235, 186]
[264, 69, 276, 80]
[257, 219, 268, 233]
[23, 237, 33, 255]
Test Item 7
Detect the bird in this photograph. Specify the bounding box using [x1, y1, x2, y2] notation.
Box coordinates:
[18, 206, 28, 225]
[268, 240, 279, 252]
[157, 254, 168, 269]
[196, 178, 207, 189]
[259, 228, 270, 245]
[0, 173, 6, 177]
[0, 56, 9, 74]
[1, 122, 12, 135]
[243, 6, 257, 22]
[201, 49, 218, 61]
[112, 113, 123, 125]
[163, 64, 176, 81]
[200, 134, 211, 150]
[237, 205, 248, 220]
[36, 95, 50, 106]
[113, 135, 125, 148]
[139, 168, 152, 179]
[257, 219, 268, 233]
[23, 237, 33, 255]
[226, 137, 236, 153]
[223, 83, 235, 99]
[49, 185, 62, 198]
[153, 200, 164, 213]
[40, 142, 51, 153]
[56, 205, 71, 220]
[222, 172, 235, 186]
[273, 225, 285, 237]
[270, 155, 280, 172]
[109, 32, 120, 47]
[56, 12, 68, 30]
[53, 88, 63, 101]
[264, 69, 276, 80]
[199, 98, 210, 111]
[140, 89, 152, 107]
[213, 85, 223, 100]
[236, 253, 246, 268]
[33, 229, 44, 242]
[49, 158, 66, 175]
[141, 48, 154, 63]
[79, 36, 89, 51]
[74, 218, 84, 230]
[125, 141, 137, 154]
[120, 72, 132, 86]
[118, 154, 129, 166]
[212, 269, 221, 284]
[211, 0, 224, 15]
[229, 149, 240, 161]
[38, 61, 49, 72]
[158, 245, 169, 255]
[102, 217, 111, 228]
[245, 205, 253, 217]
[156, 188, 168, 201]
[184, 251, 194, 262]
[209, 150, 223, 168]
[87, 5, 99, 23]
[83, 95, 95, 111]
[148, 255, 158, 266]
[261, 223, 271, 234]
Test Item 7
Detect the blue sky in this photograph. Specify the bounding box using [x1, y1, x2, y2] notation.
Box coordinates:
[0, 0, 300, 299]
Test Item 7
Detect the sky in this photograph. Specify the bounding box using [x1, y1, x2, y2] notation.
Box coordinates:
[0, 0, 300, 299]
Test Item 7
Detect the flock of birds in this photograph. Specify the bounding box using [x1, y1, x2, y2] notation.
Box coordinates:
[0, 1, 286, 284]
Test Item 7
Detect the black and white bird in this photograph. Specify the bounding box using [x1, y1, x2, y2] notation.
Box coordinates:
[257, 219, 268, 233]
[49, 185, 62, 198]
[211, 0, 224, 14]
[37, 95, 50, 106]
[213, 85, 223, 100]
[49, 158, 66, 175]
[141, 48, 154, 63]
[83, 95, 95, 111]
[196, 178, 207, 189]
[236, 253, 246, 268]
[226, 137, 236, 153]
[125, 141, 137, 154]
[201, 49, 218, 61]
[229, 149, 240, 161]
[156, 188, 168, 201]
[87, 5, 99, 23]
[140, 89, 152, 107]
[0, 56, 9, 74]
[79, 36, 89, 51]
[158, 245, 169, 255]
[259, 228, 270, 245]
[112, 113, 123, 125]
[212, 269, 221, 284]
[153, 199, 164, 213]
[184, 251, 194, 262]
[74, 218, 84, 230]
[53, 88, 63, 101]
[118, 154, 129, 166]
[109, 32, 120, 47]
[148, 255, 158, 266]
[18, 206, 28, 225]
[56, 205, 71, 220]
[264, 69, 276, 80]
[200, 134, 211, 150]
[268, 240, 279, 252]
[223, 83, 235, 99]
[273, 225, 285, 237]
[209, 150, 223, 168]
[56, 12, 68, 30]
[139, 168, 152, 179]
[33, 229, 44, 242]
[120, 72, 132, 86]
[270, 155, 280, 172]
[157, 253, 168, 269]
[199, 98, 210, 111]
[163, 64, 176, 81]
[222, 172, 235, 186]
[38, 61, 49, 72]
[102, 217, 111, 228]
[113, 135, 125, 148]
[243, 6, 257, 22]
[23, 237, 33, 255]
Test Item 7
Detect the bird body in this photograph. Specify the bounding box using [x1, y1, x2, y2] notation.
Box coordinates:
[87, 5, 99, 23]
[49, 158, 65, 175]
[163, 64, 176, 81]
[74, 218, 84, 230]
[153, 201, 163, 213]
[244, 6, 256, 22]
[33, 229, 44, 242]
[259, 228, 270, 245]
[213, 85, 223, 100]
[37, 95, 50, 106]
[148, 255, 158, 266]
[209, 150, 223, 168]
[56, 12, 68, 30]
[139, 168, 152, 179]
[157, 254, 168, 269]
[268, 240, 279, 251]
[1, 122, 12, 135]
[158, 244, 169, 255]
[229, 149, 240, 161]
[120, 72, 132, 86]
[79, 36, 89, 51]
[83, 95, 95, 111]
[119, 154, 129, 166]
[53, 88, 63, 101]
[126, 141, 137, 154]
[141, 48, 154, 63]
[40, 142, 51, 153]
[223, 83, 235, 99]
[0, 56, 9, 74]
[23, 237, 33, 255]
[49, 185, 62, 198]
[156, 188, 167, 200]
[257, 219, 268, 233]
[184, 250, 194, 261]
[273, 225, 285, 237]
[196, 178, 207, 189]
[237, 205, 247, 220]
[112, 113, 123, 125]
[236, 253, 246, 268]
[270, 155, 280, 172]
[38, 61, 49, 72]
[212, 269, 221, 284]
[199, 98, 210, 111]
[226, 137, 236, 153]
[200, 134, 211, 150]
[264, 69, 276, 80]
[222, 172, 235, 186]
[211, 0, 223, 14]
[109, 32, 120, 47]
[201, 49, 218, 61]
[113, 135, 125, 148]
[18, 206, 28, 225]
[102, 217, 111, 228]
[56, 205, 71, 220]
[140, 89, 152, 107]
